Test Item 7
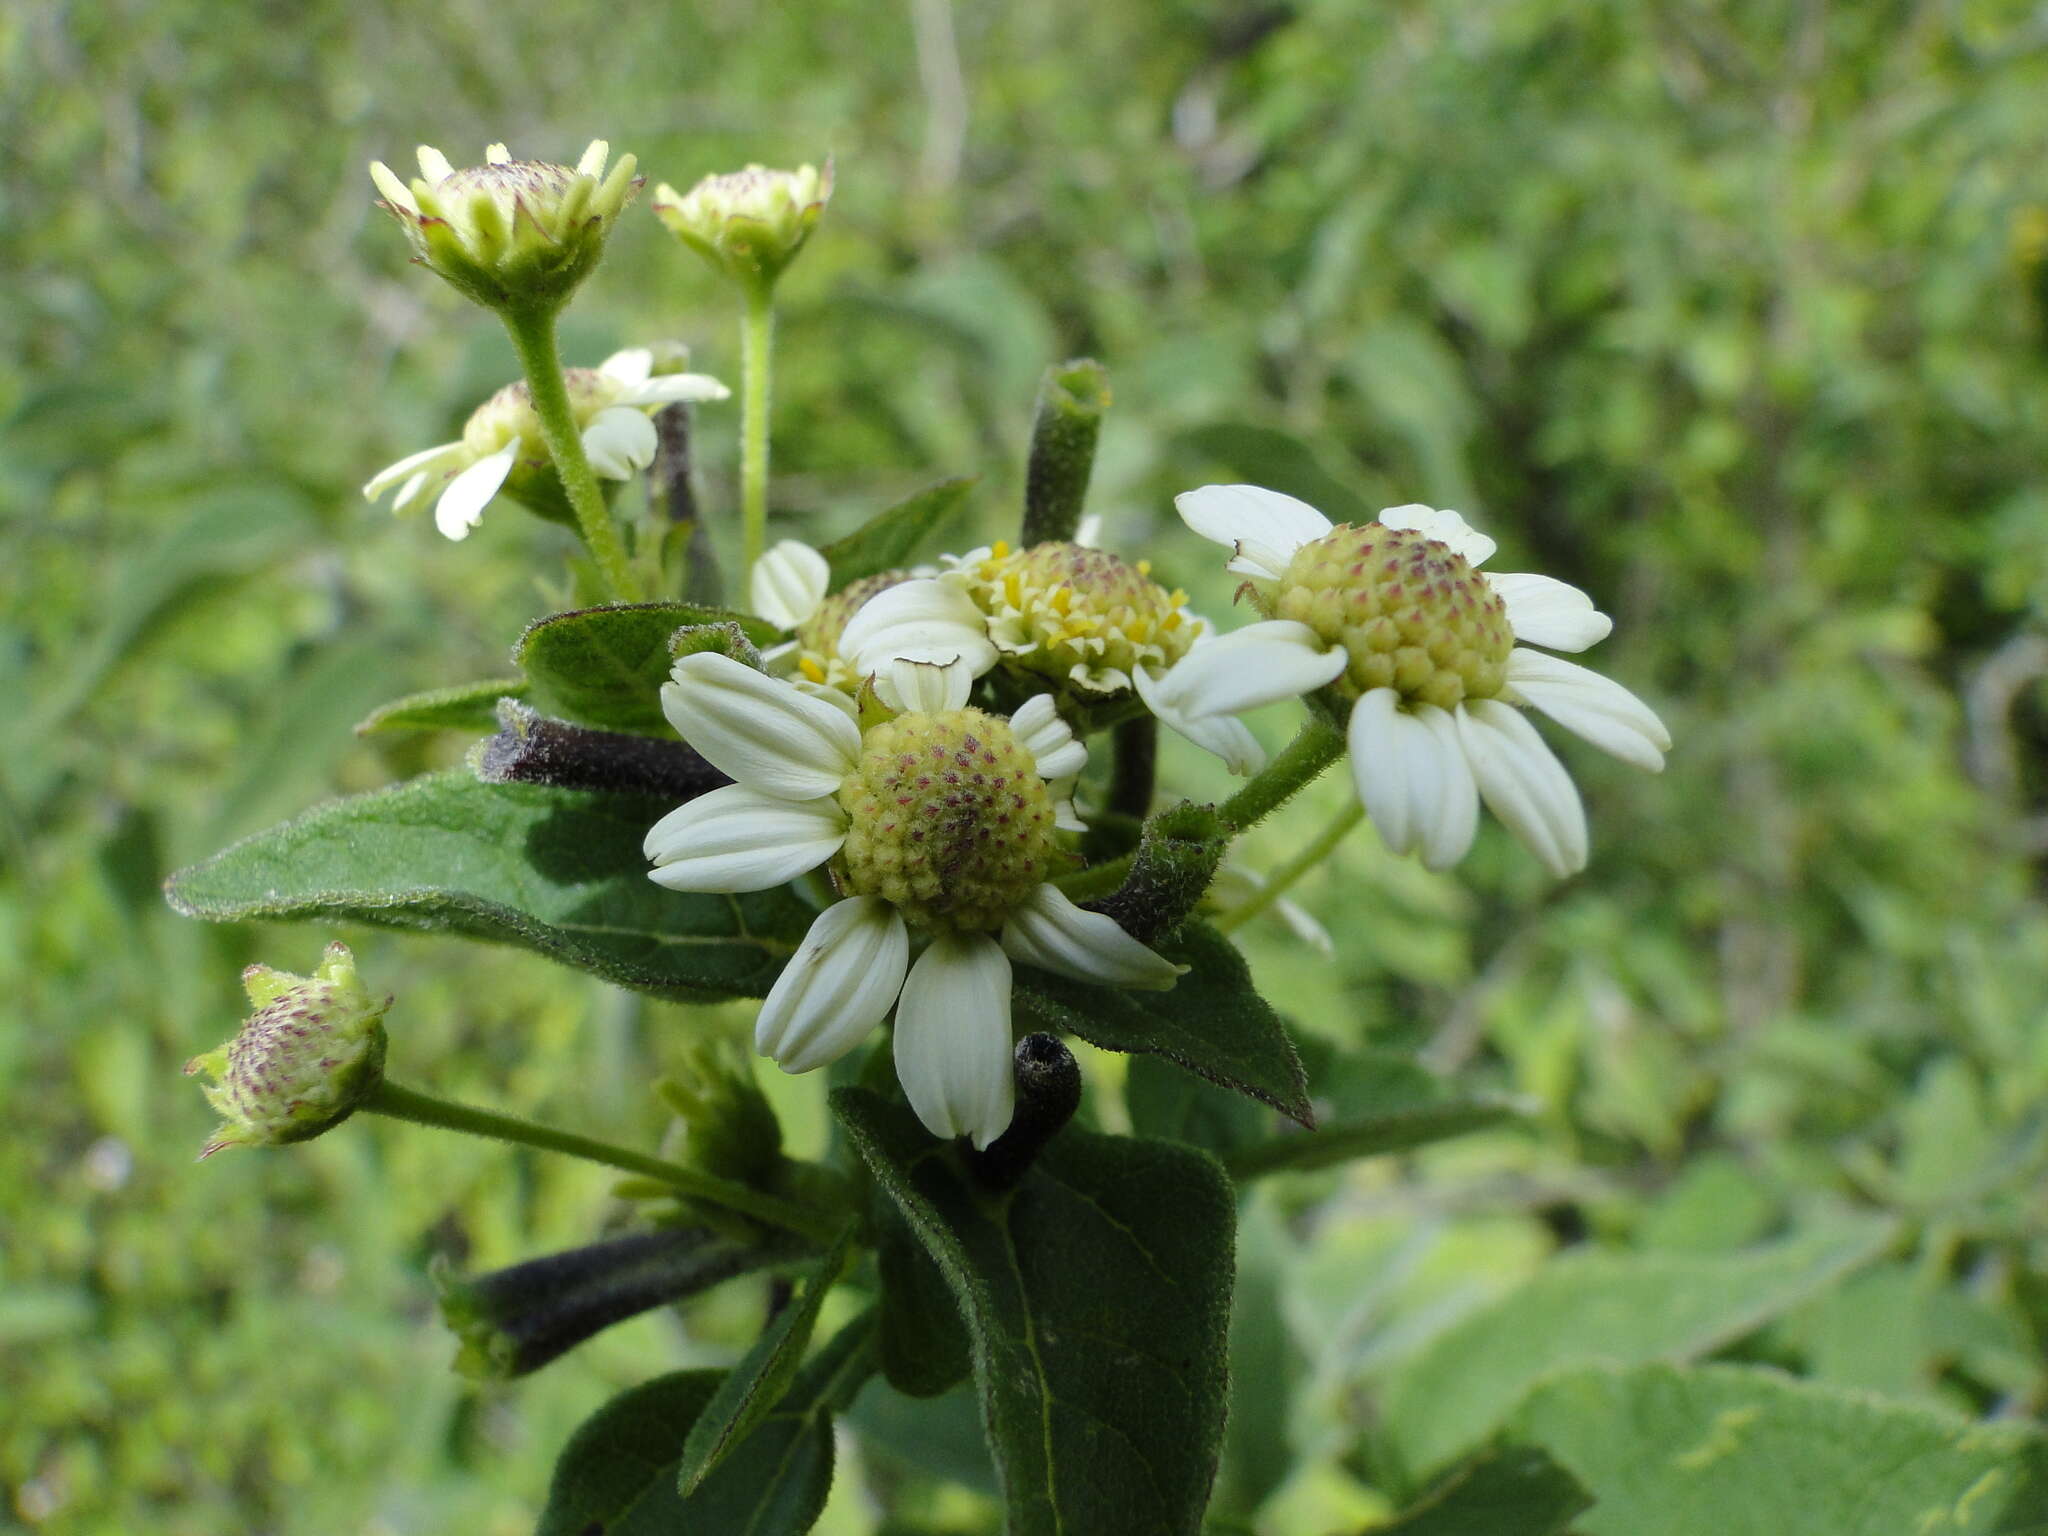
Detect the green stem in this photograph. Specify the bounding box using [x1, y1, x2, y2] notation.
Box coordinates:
[739, 282, 776, 578]
[363, 1079, 835, 1245]
[1212, 799, 1362, 935]
[501, 304, 640, 602]
[1217, 717, 1347, 831]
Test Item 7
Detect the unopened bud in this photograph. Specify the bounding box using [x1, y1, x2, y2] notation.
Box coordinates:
[651, 161, 832, 290]
[185, 942, 389, 1158]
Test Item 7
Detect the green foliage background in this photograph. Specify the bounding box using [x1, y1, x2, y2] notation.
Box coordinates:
[7, 1, 2048, 1530]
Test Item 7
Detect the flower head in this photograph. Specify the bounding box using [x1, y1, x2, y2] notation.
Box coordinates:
[834, 537, 1267, 773]
[184, 942, 389, 1158]
[643, 652, 1180, 1147]
[363, 347, 728, 540]
[652, 162, 833, 289]
[1154, 485, 1671, 877]
[370, 141, 641, 310]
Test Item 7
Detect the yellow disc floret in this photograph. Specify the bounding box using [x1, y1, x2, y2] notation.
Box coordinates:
[837, 707, 1057, 932]
[1273, 523, 1513, 710]
[955, 540, 1197, 693]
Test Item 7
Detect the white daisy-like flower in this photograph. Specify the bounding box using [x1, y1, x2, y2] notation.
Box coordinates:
[834, 538, 1268, 776]
[1152, 485, 1670, 877]
[363, 348, 728, 540]
[745, 539, 927, 693]
[643, 652, 1183, 1148]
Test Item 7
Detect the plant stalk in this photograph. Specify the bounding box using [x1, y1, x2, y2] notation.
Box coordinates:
[740, 282, 776, 578]
[1211, 799, 1362, 935]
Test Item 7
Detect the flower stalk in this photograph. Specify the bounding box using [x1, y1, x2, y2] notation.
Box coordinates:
[362, 1079, 836, 1244]
[740, 282, 776, 576]
[1211, 799, 1362, 936]
[501, 303, 641, 601]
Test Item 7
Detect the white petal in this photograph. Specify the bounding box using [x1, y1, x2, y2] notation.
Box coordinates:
[433, 441, 516, 540]
[1273, 896, 1335, 957]
[576, 139, 610, 177]
[390, 471, 432, 514]
[1133, 668, 1267, 776]
[756, 898, 909, 1074]
[369, 160, 419, 213]
[1009, 695, 1088, 781]
[1052, 795, 1087, 832]
[1377, 504, 1497, 567]
[1073, 513, 1104, 548]
[613, 373, 731, 407]
[1376, 507, 1490, 569]
[1146, 620, 1345, 720]
[1174, 484, 1331, 580]
[363, 440, 461, 502]
[1489, 572, 1613, 652]
[1456, 699, 1589, 877]
[580, 407, 658, 479]
[1347, 690, 1478, 871]
[660, 651, 862, 798]
[644, 784, 848, 892]
[839, 578, 999, 677]
[415, 145, 455, 182]
[1002, 883, 1186, 991]
[598, 347, 654, 385]
[881, 657, 974, 715]
[750, 540, 831, 630]
[893, 933, 1016, 1149]
[1507, 649, 1668, 771]
[483, 142, 511, 164]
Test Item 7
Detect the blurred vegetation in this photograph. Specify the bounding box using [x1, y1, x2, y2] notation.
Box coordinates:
[7, 0, 2048, 1530]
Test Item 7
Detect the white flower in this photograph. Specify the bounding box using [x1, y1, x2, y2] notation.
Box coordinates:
[363, 347, 728, 540]
[644, 653, 1183, 1148]
[836, 539, 1268, 777]
[1154, 485, 1670, 877]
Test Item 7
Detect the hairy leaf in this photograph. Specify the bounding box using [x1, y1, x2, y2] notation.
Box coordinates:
[354, 677, 525, 736]
[1508, 1362, 2048, 1536]
[538, 1314, 875, 1536]
[819, 477, 975, 590]
[1378, 1214, 1899, 1478]
[1015, 922, 1312, 1128]
[164, 771, 811, 1001]
[516, 602, 779, 735]
[834, 1089, 1234, 1536]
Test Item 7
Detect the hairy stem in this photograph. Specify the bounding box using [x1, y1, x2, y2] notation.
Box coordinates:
[1217, 717, 1347, 830]
[1212, 799, 1362, 935]
[502, 304, 640, 602]
[740, 282, 776, 578]
[364, 1080, 835, 1244]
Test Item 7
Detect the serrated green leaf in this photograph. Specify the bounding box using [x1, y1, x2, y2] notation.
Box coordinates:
[537, 1313, 876, 1536]
[676, 1227, 856, 1495]
[1378, 1213, 1899, 1479]
[355, 677, 525, 735]
[1506, 1363, 2048, 1536]
[164, 771, 811, 1001]
[1370, 1445, 1591, 1536]
[1223, 1045, 1515, 1180]
[819, 477, 975, 590]
[833, 1088, 1234, 1536]
[516, 602, 779, 735]
[1016, 922, 1312, 1129]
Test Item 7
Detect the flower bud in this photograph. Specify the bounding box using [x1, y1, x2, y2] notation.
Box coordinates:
[657, 1039, 784, 1187]
[184, 942, 389, 1158]
[369, 140, 641, 311]
[651, 161, 832, 290]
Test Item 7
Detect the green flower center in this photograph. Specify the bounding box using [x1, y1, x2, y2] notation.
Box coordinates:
[836, 707, 1056, 932]
[1273, 523, 1513, 710]
[435, 160, 578, 236]
[959, 540, 1196, 691]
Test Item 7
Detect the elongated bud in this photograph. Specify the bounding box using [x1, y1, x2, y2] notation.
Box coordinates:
[185, 942, 389, 1158]
[475, 699, 726, 799]
[1021, 359, 1110, 546]
[436, 1228, 786, 1378]
[651, 161, 832, 291]
[968, 1033, 1083, 1190]
[368, 139, 641, 311]
[1084, 800, 1228, 944]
